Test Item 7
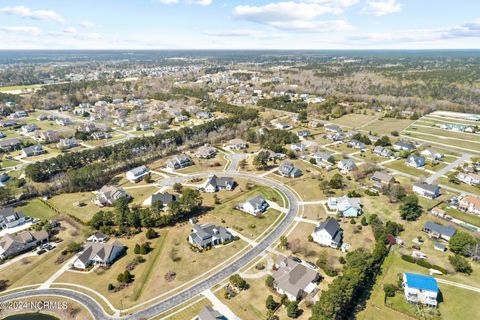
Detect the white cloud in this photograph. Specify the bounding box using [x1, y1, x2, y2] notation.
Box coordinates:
[0, 5, 65, 23]
[232, 1, 354, 32]
[0, 26, 42, 35]
[79, 20, 95, 28]
[156, 0, 213, 5]
[360, 0, 402, 17]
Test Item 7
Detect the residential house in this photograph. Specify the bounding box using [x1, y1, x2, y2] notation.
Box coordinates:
[457, 172, 480, 186]
[240, 196, 269, 216]
[166, 154, 193, 170]
[297, 130, 310, 137]
[22, 145, 46, 157]
[325, 124, 342, 133]
[203, 175, 234, 193]
[143, 192, 177, 207]
[290, 142, 306, 152]
[36, 130, 61, 143]
[308, 120, 322, 128]
[413, 183, 441, 199]
[326, 132, 346, 142]
[459, 195, 480, 215]
[9, 110, 28, 118]
[272, 256, 320, 301]
[95, 185, 130, 207]
[126, 165, 150, 183]
[0, 230, 48, 259]
[0, 207, 26, 229]
[312, 151, 334, 165]
[371, 171, 395, 190]
[327, 196, 362, 217]
[226, 138, 248, 150]
[86, 232, 109, 243]
[0, 138, 22, 151]
[403, 273, 438, 306]
[57, 137, 77, 150]
[0, 120, 18, 128]
[311, 218, 343, 248]
[55, 118, 73, 126]
[188, 223, 233, 249]
[73, 241, 125, 270]
[406, 155, 425, 168]
[197, 306, 225, 320]
[394, 141, 416, 151]
[374, 146, 393, 158]
[337, 159, 357, 173]
[421, 149, 443, 160]
[278, 161, 303, 178]
[21, 124, 38, 133]
[275, 122, 291, 130]
[423, 221, 456, 241]
[348, 140, 366, 150]
[196, 111, 212, 119]
[195, 146, 217, 159]
[91, 131, 112, 140]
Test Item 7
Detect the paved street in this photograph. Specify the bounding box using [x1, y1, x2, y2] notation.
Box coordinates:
[425, 153, 471, 184]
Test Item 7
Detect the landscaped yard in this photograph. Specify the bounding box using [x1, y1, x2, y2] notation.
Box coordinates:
[17, 198, 59, 220]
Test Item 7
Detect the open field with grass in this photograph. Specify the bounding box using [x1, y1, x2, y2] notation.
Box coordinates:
[48, 192, 110, 223]
[407, 124, 480, 143]
[362, 118, 415, 135]
[0, 84, 44, 93]
[17, 198, 59, 220]
[329, 113, 378, 129]
[384, 159, 430, 178]
[444, 207, 480, 227]
[402, 131, 480, 154]
[438, 177, 480, 195]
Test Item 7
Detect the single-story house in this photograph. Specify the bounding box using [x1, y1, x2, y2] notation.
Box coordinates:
[22, 145, 46, 157]
[195, 146, 217, 159]
[371, 171, 395, 190]
[311, 218, 343, 248]
[226, 139, 248, 150]
[143, 192, 177, 207]
[290, 142, 306, 152]
[57, 137, 77, 149]
[406, 155, 425, 168]
[421, 149, 443, 160]
[394, 141, 416, 151]
[126, 165, 150, 183]
[325, 124, 342, 133]
[413, 183, 441, 199]
[73, 241, 125, 270]
[312, 151, 334, 164]
[240, 196, 269, 216]
[188, 223, 233, 249]
[373, 146, 393, 158]
[95, 185, 130, 207]
[278, 161, 303, 178]
[327, 196, 362, 217]
[337, 159, 357, 173]
[37, 130, 61, 143]
[166, 154, 193, 170]
[423, 221, 456, 241]
[0, 230, 49, 259]
[203, 175, 234, 193]
[403, 273, 438, 306]
[87, 232, 109, 243]
[457, 172, 480, 186]
[459, 195, 480, 215]
[21, 123, 38, 133]
[0, 138, 22, 151]
[348, 140, 366, 149]
[0, 207, 26, 229]
[273, 255, 320, 301]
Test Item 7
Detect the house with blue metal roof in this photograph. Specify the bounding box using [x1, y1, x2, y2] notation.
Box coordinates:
[403, 273, 439, 306]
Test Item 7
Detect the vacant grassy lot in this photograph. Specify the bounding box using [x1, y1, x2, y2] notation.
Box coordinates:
[363, 118, 415, 136]
[17, 198, 58, 220]
[49, 192, 109, 223]
[329, 114, 378, 129]
[403, 131, 480, 153]
[384, 159, 430, 178]
[407, 125, 480, 143]
[0, 84, 44, 92]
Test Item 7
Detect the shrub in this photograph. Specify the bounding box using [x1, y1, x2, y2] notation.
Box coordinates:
[383, 284, 396, 297]
[265, 275, 274, 288]
[338, 257, 346, 264]
[416, 259, 432, 269]
[307, 234, 313, 242]
[361, 216, 368, 226]
[401, 255, 415, 263]
[287, 301, 299, 318]
[108, 283, 115, 291]
[350, 218, 356, 225]
[449, 255, 473, 274]
[145, 228, 158, 239]
[266, 295, 277, 311]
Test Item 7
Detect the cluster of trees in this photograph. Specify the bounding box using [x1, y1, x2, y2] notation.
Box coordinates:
[257, 96, 308, 113]
[374, 136, 391, 147]
[399, 195, 423, 221]
[449, 231, 479, 259]
[311, 214, 393, 320]
[229, 274, 248, 290]
[351, 133, 372, 145]
[247, 128, 299, 153]
[89, 188, 203, 233]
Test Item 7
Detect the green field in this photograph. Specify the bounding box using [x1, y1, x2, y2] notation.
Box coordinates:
[0, 84, 44, 92]
[17, 198, 59, 220]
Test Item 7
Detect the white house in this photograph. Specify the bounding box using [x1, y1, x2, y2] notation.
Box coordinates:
[203, 175, 234, 193]
[413, 183, 441, 199]
[337, 159, 357, 173]
[311, 218, 343, 248]
[403, 273, 438, 306]
[86, 232, 109, 243]
[457, 172, 480, 186]
[459, 195, 480, 215]
[421, 149, 443, 160]
[126, 165, 150, 183]
[73, 241, 125, 270]
[240, 196, 269, 216]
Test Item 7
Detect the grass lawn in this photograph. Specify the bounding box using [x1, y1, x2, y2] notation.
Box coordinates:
[444, 207, 480, 227]
[384, 160, 430, 178]
[363, 118, 415, 136]
[48, 192, 109, 223]
[17, 198, 59, 220]
[127, 186, 159, 206]
[403, 132, 480, 153]
[177, 154, 228, 174]
[329, 114, 378, 129]
[438, 177, 480, 195]
[157, 297, 211, 320]
[0, 84, 44, 92]
[408, 124, 480, 143]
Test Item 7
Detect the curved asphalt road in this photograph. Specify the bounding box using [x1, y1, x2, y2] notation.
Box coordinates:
[0, 170, 299, 320]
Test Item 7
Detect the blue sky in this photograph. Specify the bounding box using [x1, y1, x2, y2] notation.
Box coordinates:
[1, 0, 479, 49]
